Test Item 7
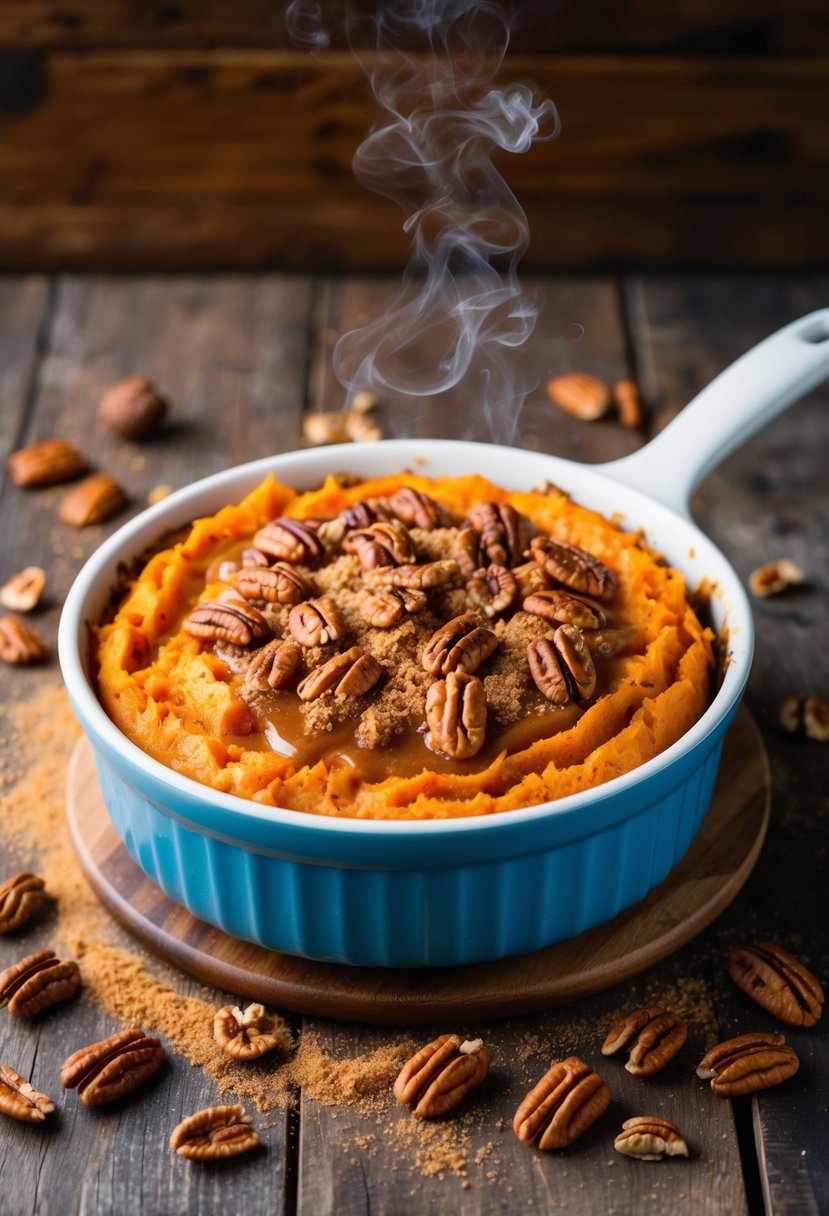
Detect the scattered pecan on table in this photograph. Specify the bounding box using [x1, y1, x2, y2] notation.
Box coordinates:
[601, 1005, 688, 1076]
[513, 1056, 611, 1150]
[393, 1034, 490, 1118]
[170, 1104, 259, 1160]
[61, 1028, 165, 1106]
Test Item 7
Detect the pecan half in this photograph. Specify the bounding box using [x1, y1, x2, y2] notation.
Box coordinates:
[513, 1057, 610, 1150]
[99, 375, 167, 440]
[523, 589, 606, 630]
[344, 520, 416, 569]
[388, 487, 453, 531]
[241, 547, 270, 568]
[171, 1104, 259, 1160]
[697, 1032, 799, 1097]
[466, 502, 534, 567]
[288, 596, 343, 647]
[184, 597, 271, 646]
[61, 1028, 165, 1106]
[546, 372, 611, 421]
[614, 1116, 689, 1161]
[8, 439, 86, 487]
[426, 670, 487, 760]
[528, 625, 597, 705]
[366, 559, 458, 590]
[0, 949, 81, 1017]
[512, 560, 551, 599]
[59, 474, 127, 528]
[243, 639, 301, 691]
[748, 559, 806, 599]
[235, 562, 310, 606]
[452, 527, 484, 578]
[297, 646, 382, 701]
[613, 379, 644, 430]
[422, 614, 498, 677]
[728, 942, 824, 1027]
[213, 1004, 285, 1060]
[358, 588, 427, 628]
[253, 517, 324, 564]
[0, 1065, 55, 1123]
[393, 1035, 490, 1117]
[601, 1006, 687, 1076]
[0, 872, 50, 934]
[0, 616, 50, 665]
[467, 565, 518, 617]
[0, 567, 46, 613]
[530, 537, 616, 601]
[340, 499, 395, 530]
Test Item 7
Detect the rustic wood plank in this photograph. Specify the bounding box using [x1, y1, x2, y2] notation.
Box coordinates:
[0, 53, 826, 270]
[0, 276, 52, 493]
[0, 273, 315, 1215]
[1, 1, 827, 55]
[626, 274, 829, 1216]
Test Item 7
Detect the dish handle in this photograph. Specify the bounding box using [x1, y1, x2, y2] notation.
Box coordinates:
[596, 309, 829, 518]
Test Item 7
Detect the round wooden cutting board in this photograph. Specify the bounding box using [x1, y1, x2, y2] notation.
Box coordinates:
[67, 709, 770, 1025]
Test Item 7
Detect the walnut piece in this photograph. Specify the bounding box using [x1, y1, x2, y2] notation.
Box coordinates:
[696, 1032, 799, 1097]
[98, 375, 167, 440]
[0, 872, 50, 934]
[393, 1034, 490, 1117]
[61, 1028, 165, 1106]
[0, 1064, 55, 1123]
[0, 949, 81, 1017]
[213, 1004, 285, 1060]
[170, 1104, 259, 1160]
[601, 1005, 687, 1076]
[728, 941, 824, 1027]
[513, 1056, 610, 1150]
[614, 1115, 689, 1161]
[425, 670, 487, 760]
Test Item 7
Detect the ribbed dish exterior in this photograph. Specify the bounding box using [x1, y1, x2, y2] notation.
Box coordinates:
[92, 731, 726, 968]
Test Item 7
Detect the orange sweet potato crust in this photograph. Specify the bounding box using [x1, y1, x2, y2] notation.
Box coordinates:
[94, 473, 715, 820]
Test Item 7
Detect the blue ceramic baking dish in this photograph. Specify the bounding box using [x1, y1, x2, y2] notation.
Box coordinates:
[59, 313, 829, 966]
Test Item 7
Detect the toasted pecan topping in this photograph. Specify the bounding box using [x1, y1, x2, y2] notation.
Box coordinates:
[235, 562, 310, 606]
[184, 597, 271, 646]
[530, 536, 616, 601]
[528, 625, 596, 705]
[288, 597, 344, 648]
[523, 589, 605, 630]
[466, 565, 518, 617]
[422, 614, 498, 678]
[243, 639, 301, 691]
[426, 670, 487, 760]
[253, 517, 324, 564]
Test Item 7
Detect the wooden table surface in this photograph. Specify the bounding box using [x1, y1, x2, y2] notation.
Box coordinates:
[0, 272, 826, 1215]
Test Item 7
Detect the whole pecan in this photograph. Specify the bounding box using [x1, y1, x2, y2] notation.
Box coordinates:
[61, 1028, 165, 1106]
[253, 517, 324, 564]
[546, 372, 611, 421]
[523, 589, 605, 630]
[235, 562, 310, 606]
[170, 1104, 259, 1160]
[59, 474, 127, 528]
[466, 501, 534, 567]
[696, 1032, 799, 1097]
[288, 597, 344, 647]
[184, 597, 271, 646]
[7, 439, 86, 488]
[614, 1116, 689, 1161]
[0, 567, 46, 613]
[0, 615, 50, 665]
[422, 614, 498, 678]
[0, 872, 50, 934]
[466, 565, 518, 618]
[213, 1004, 285, 1060]
[393, 1035, 490, 1117]
[388, 487, 453, 531]
[297, 646, 382, 701]
[0, 1065, 55, 1123]
[98, 375, 167, 440]
[528, 625, 597, 705]
[601, 1006, 687, 1076]
[530, 537, 616, 601]
[243, 639, 301, 691]
[728, 942, 824, 1027]
[344, 519, 416, 569]
[0, 949, 81, 1017]
[513, 1057, 610, 1150]
[426, 670, 487, 760]
[359, 588, 427, 628]
[366, 559, 458, 590]
[340, 499, 395, 530]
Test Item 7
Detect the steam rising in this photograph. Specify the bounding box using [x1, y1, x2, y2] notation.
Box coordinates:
[288, 1, 559, 440]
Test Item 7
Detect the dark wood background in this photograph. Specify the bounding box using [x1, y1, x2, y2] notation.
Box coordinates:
[0, 1, 827, 271]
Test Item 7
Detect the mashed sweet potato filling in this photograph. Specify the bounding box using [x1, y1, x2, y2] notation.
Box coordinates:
[94, 473, 714, 820]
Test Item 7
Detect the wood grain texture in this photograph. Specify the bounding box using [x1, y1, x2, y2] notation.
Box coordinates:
[65, 710, 769, 1023]
[0, 52, 826, 270]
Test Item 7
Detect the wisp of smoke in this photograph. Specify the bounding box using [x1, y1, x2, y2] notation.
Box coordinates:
[287, 0, 559, 442]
